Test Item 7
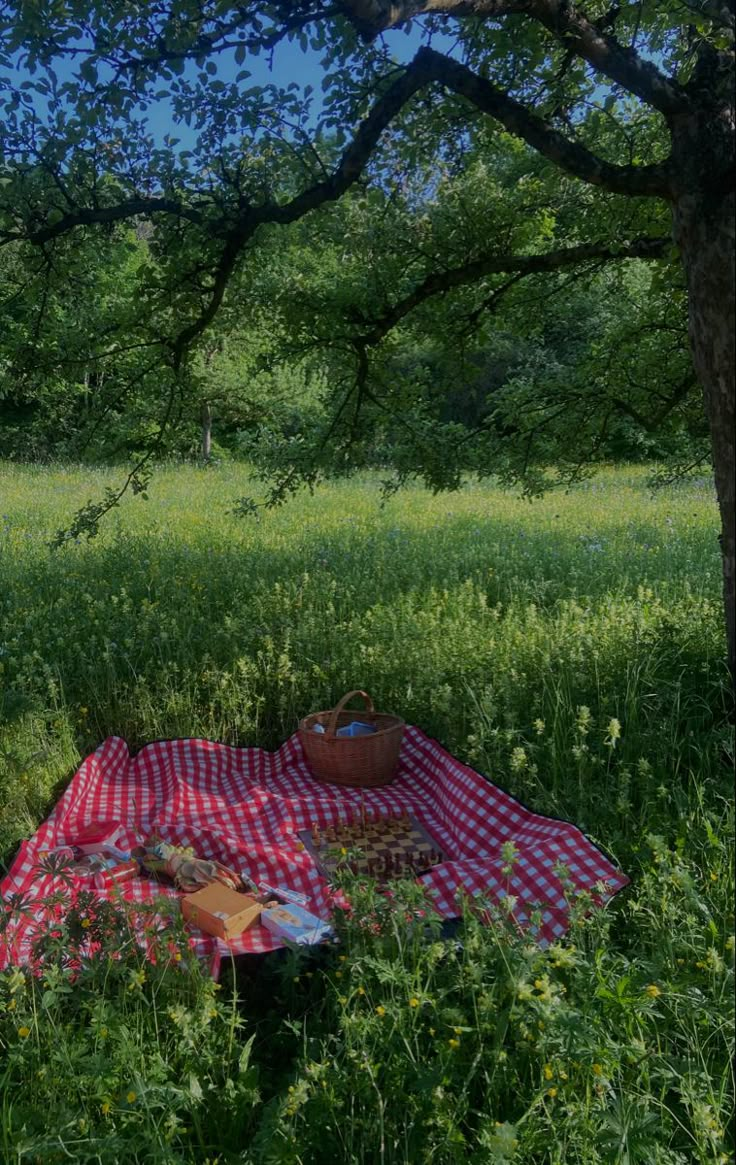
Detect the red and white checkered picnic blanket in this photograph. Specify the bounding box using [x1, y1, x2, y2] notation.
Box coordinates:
[0, 728, 628, 977]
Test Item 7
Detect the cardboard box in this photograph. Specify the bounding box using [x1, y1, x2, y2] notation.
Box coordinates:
[181, 883, 263, 940]
[261, 902, 333, 946]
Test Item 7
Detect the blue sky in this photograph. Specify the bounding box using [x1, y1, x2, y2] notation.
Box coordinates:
[10, 19, 459, 150]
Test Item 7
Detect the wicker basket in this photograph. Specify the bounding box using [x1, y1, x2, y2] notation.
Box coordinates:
[298, 690, 405, 788]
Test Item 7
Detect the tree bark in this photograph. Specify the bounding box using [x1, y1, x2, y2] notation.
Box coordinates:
[201, 402, 212, 463]
[671, 80, 736, 684]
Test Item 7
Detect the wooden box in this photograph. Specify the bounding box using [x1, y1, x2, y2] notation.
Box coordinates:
[181, 883, 263, 940]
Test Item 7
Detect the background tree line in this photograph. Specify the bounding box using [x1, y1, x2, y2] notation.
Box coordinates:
[0, 153, 704, 477]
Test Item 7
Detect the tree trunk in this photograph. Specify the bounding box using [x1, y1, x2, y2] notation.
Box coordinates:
[201, 402, 212, 463]
[671, 88, 735, 684]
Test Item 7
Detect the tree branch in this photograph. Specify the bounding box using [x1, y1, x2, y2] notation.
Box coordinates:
[255, 53, 441, 224]
[356, 235, 671, 345]
[339, 0, 690, 114]
[413, 47, 673, 197]
[22, 198, 206, 247]
[9, 39, 672, 278]
[22, 5, 344, 77]
[165, 52, 445, 362]
[11, 48, 435, 267]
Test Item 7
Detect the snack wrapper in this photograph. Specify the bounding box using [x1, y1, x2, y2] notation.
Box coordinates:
[261, 903, 333, 945]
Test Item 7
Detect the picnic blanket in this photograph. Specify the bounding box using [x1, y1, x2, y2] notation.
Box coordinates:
[0, 727, 628, 977]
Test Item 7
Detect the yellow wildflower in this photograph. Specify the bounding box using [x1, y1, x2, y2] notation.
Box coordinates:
[17, 1026, 30, 1038]
[448, 1038, 460, 1049]
[543, 1064, 554, 1080]
[409, 997, 419, 1008]
[375, 1005, 386, 1017]
[126, 1091, 137, 1104]
[645, 984, 661, 998]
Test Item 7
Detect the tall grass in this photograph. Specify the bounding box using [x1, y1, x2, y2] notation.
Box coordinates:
[0, 462, 732, 1163]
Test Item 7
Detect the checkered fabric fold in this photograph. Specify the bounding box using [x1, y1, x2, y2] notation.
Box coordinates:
[0, 728, 628, 977]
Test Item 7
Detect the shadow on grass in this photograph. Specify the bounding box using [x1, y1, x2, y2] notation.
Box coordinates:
[1, 513, 728, 732]
[0, 508, 729, 870]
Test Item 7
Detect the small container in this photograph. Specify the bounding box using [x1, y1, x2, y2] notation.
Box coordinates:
[261, 902, 333, 945]
[93, 859, 139, 890]
[66, 821, 131, 859]
[337, 721, 377, 738]
[257, 882, 310, 907]
[69, 855, 138, 889]
[182, 883, 263, 941]
[299, 690, 404, 788]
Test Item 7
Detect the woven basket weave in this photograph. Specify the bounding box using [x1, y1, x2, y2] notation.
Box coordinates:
[298, 690, 405, 787]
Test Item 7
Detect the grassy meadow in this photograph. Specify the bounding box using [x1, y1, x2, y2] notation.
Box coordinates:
[0, 462, 733, 1164]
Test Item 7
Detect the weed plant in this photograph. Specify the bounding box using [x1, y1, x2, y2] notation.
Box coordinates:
[0, 463, 732, 1162]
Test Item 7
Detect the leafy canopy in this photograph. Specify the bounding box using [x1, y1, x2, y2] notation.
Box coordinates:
[0, 0, 727, 519]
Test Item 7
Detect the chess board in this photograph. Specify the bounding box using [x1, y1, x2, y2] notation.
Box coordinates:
[297, 813, 444, 883]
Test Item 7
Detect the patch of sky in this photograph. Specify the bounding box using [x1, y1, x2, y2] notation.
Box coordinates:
[2, 13, 672, 182]
[5, 19, 459, 155]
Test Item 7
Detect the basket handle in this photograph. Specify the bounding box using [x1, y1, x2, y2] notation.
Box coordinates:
[326, 690, 375, 737]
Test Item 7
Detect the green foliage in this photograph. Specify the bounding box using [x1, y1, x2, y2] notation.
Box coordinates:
[254, 864, 734, 1165]
[0, 0, 718, 511]
[0, 893, 260, 1162]
[0, 464, 732, 1162]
